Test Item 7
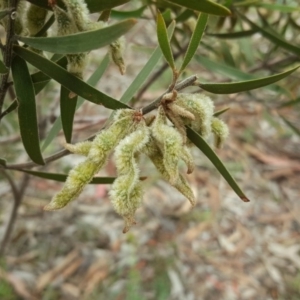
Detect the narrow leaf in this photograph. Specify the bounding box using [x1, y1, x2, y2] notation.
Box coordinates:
[195, 55, 289, 94]
[26, 0, 130, 13]
[120, 21, 176, 103]
[240, 14, 300, 56]
[254, 3, 300, 13]
[281, 116, 300, 137]
[213, 107, 230, 117]
[199, 66, 299, 94]
[0, 100, 18, 119]
[11, 56, 44, 165]
[165, 0, 231, 16]
[187, 127, 249, 202]
[278, 97, 300, 108]
[180, 13, 208, 73]
[13, 46, 129, 110]
[0, 60, 8, 74]
[157, 11, 175, 69]
[207, 29, 257, 39]
[60, 86, 77, 143]
[17, 19, 137, 54]
[41, 54, 110, 151]
[18, 169, 116, 184]
[111, 6, 146, 19]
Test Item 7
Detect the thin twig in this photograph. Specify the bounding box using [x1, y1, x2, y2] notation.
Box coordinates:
[0, 170, 29, 256]
[4, 75, 198, 171]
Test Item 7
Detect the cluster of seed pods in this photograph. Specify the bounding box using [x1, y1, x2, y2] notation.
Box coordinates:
[45, 92, 229, 233]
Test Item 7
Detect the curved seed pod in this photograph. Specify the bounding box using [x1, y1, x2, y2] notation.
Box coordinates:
[109, 36, 126, 75]
[175, 93, 214, 137]
[211, 117, 229, 149]
[45, 109, 135, 210]
[181, 145, 195, 174]
[66, 53, 87, 79]
[110, 120, 150, 232]
[145, 137, 196, 206]
[53, 5, 77, 36]
[64, 141, 92, 156]
[44, 158, 99, 210]
[26, 4, 48, 36]
[62, 0, 90, 32]
[152, 106, 182, 184]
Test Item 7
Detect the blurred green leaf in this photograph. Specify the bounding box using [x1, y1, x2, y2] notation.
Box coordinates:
[60, 86, 77, 143]
[0, 60, 8, 74]
[254, 3, 300, 13]
[26, 0, 130, 13]
[240, 14, 300, 56]
[207, 29, 257, 39]
[120, 21, 176, 103]
[165, 0, 231, 16]
[195, 55, 289, 94]
[18, 169, 116, 184]
[33, 80, 50, 95]
[41, 54, 110, 152]
[214, 107, 230, 117]
[180, 13, 208, 73]
[280, 116, 300, 137]
[13, 46, 129, 110]
[186, 127, 250, 202]
[157, 11, 175, 69]
[11, 56, 44, 165]
[0, 100, 18, 119]
[199, 66, 299, 94]
[0, 9, 9, 20]
[0, 158, 6, 166]
[279, 97, 300, 108]
[111, 6, 146, 19]
[17, 19, 137, 54]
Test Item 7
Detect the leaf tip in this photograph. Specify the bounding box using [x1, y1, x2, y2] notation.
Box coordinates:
[241, 196, 250, 202]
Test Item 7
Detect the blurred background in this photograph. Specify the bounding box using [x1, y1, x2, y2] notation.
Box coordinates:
[1, 0, 300, 299]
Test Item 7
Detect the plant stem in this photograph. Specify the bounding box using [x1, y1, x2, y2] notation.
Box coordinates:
[0, 1, 18, 120]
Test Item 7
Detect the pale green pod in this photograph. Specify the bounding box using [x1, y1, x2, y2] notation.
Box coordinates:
[109, 36, 126, 75]
[211, 117, 229, 149]
[88, 109, 136, 164]
[110, 121, 150, 231]
[45, 109, 135, 210]
[181, 145, 195, 174]
[53, 5, 77, 36]
[145, 137, 196, 206]
[44, 158, 99, 210]
[110, 179, 143, 233]
[152, 106, 183, 184]
[62, 0, 90, 32]
[64, 141, 92, 156]
[66, 53, 87, 78]
[26, 4, 48, 36]
[176, 93, 214, 137]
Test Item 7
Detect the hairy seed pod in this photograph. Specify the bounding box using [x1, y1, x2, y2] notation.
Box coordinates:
[181, 145, 195, 174]
[26, 4, 48, 36]
[109, 36, 126, 75]
[62, 0, 90, 32]
[45, 109, 135, 210]
[64, 141, 92, 156]
[145, 137, 196, 206]
[151, 106, 183, 184]
[175, 93, 214, 138]
[66, 53, 87, 79]
[110, 120, 150, 232]
[53, 5, 77, 36]
[211, 117, 229, 149]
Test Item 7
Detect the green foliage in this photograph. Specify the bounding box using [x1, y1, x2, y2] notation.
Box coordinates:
[0, 0, 300, 234]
